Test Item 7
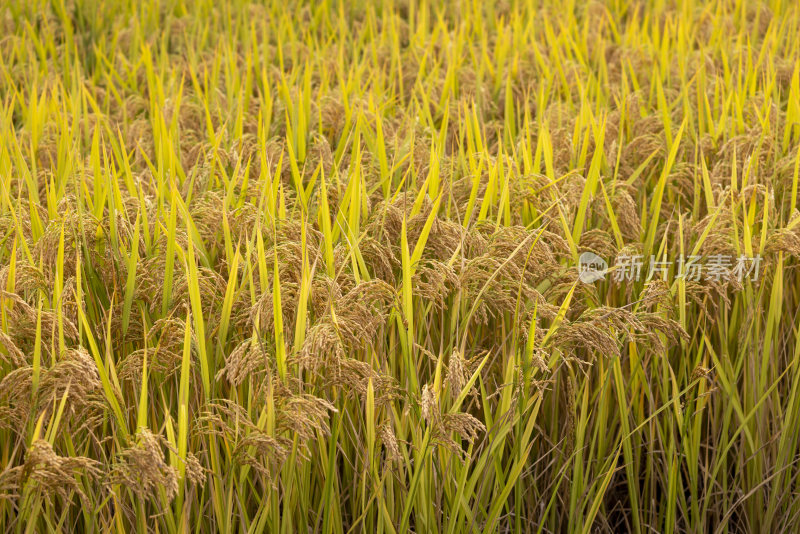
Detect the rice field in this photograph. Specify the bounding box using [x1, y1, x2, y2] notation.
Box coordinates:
[1, 0, 800, 531]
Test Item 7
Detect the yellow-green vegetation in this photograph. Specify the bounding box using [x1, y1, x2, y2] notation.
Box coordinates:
[1, 0, 800, 531]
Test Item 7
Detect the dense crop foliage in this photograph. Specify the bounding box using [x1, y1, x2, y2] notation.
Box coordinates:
[1, 0, 800, 531]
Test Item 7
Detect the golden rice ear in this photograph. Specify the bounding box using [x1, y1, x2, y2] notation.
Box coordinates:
[378, 422, 402, 465]
[424, 218, 469, 260]
[562, 369, 577, 456]
[276, 393, 336, 443]
[633, 312, 689, 351]
[420, 384, 437, 425]
[611, 188, 642, 241]
[189, 190, 226, 245]
[766, 227, 800, 257]
[330, 358, 399, 404]
[441, 412, 485, 446]
[0, 263, 48, 295]
[232, 433, 290, 483]
[0, 291, 77, 355]
[119, 316, 197, 383]
[640, 279, 675, 310]
[0, 331, 26, 368]
[182, 452, 206, 487]
[0, 462, 22, 500]
[34, 196, 124, 289]
[412, 260, 459, 310]
[0, 367, 34, 431]
[419, 380, 485, 458]
[445, 349, 468, 394]
[21, 440, 103, 505]
[691, 365, 714, 382]
[109, 429, 180, 502]
[317, 95, 348, 143]
[551, 318, 621, 360]
[296, 321, 345, 374]
[216, 336, 274, 388]
[36, 347, 109, 431]
[359, 235, 398, 283]
[446, 349, 489, 400]
[198, 395, 332, 482]
[579, 228, 617, 259]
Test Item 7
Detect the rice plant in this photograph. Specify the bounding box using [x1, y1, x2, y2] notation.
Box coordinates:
[1, 0, 800, 531]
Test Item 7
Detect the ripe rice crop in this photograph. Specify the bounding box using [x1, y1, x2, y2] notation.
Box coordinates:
[1, 0, 800, 531]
